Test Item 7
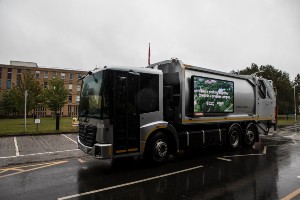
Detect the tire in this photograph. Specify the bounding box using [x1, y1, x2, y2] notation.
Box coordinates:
[227, 124, 242, 150]
[145, 132, 169, 164]
[243, 123, 257, 147]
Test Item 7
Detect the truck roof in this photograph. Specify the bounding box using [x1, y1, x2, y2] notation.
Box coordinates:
[148, 59, 256, 81]
[93, 65, 162, 75]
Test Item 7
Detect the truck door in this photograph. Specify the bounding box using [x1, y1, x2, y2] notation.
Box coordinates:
[114, 71, 140, 155]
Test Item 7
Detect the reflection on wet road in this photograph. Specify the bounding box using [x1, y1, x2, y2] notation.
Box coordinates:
[0, 125, 299, 200]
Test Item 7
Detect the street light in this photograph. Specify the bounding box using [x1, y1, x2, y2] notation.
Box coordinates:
[293, 83, 299, 123]
[24, 90, 28, 132]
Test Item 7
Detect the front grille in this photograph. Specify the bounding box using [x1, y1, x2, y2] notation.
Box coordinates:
[79, 124, 97, 147]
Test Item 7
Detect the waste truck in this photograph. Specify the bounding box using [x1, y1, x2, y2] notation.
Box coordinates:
[77, 58, 277, 163]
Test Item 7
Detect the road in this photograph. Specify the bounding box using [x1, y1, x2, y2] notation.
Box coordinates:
[0, 125, 300, 200]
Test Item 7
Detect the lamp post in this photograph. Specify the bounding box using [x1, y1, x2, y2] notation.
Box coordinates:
[24, 90, 28, 132]
[293, 84, 299, 123]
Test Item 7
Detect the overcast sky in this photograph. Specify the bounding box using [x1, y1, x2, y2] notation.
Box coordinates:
[0, 0, 299, 79]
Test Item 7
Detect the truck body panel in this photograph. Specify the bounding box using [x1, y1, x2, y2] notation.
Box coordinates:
[77, 59, 277, 163]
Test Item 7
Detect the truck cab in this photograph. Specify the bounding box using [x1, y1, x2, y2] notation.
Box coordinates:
[77, 67, 164, 160]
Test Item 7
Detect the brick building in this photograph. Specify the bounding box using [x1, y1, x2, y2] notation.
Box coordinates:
[0, 61, 87, 117]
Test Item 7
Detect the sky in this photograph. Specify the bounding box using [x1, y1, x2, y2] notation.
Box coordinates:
[0, 0, 300, 79]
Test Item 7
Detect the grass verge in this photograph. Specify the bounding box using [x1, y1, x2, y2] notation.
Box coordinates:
[0, 117, 78, 136]
[277, 115, 300, 126]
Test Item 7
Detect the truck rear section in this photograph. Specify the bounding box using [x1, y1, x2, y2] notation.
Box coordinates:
[77, 59, 277, 163]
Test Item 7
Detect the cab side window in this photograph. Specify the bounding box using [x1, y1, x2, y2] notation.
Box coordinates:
[139, 73, 159, 113]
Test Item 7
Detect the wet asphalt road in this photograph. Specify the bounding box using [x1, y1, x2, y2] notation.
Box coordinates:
[0, 125, 300, 200]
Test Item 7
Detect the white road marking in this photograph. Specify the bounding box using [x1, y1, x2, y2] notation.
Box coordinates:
[223, 153, 264, 158]
[77, 158, 86, 163]
[263, 146, 267, 154]
[216, 157, 232, 162]
[58, 165, 204, 200]
[297, 176, 300, 179]
[0, 149, 80, 159]
[62, 134, 77, 144]
[14, 137, 20, 156]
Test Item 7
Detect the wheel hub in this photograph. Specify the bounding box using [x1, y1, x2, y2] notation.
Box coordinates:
[246, 130, 254, 142]
[155, 140, 168, 158]
[230, 131, 239, 146]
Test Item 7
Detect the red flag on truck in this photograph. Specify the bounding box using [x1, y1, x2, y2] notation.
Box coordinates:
[148, 43, 150, 65]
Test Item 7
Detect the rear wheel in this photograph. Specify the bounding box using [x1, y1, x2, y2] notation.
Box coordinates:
[145, 132, 169, 164]
[227, 124, 242, 150]
[243, 123, 257, 147]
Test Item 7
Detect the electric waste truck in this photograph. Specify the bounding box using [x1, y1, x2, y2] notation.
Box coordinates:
[77, 59, 277, 163]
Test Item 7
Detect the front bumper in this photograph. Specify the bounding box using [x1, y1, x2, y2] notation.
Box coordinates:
[77, 137, 112, 159]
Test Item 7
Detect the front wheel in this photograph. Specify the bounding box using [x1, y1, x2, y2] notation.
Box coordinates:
[145, 132, 169, 164]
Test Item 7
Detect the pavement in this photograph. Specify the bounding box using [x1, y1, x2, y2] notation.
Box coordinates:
[272, 123, 300, 141]
[0, 133, 85, 167]
[0, 124, 299, 167]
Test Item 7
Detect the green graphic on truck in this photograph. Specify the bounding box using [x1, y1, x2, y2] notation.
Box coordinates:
[192, 76, 234, 116]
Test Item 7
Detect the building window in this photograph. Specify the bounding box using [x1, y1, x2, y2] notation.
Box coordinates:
[44, 71, 48, 79]
[77, 85, 81, 92]
[52, 72, 57, 78]
[77, 74, 81, 80]
[69, 84, 73, 93]
[7, 80, 11, 89]
[7, 68, 12, 89]
[61, 73, 65, 80]
[44, 82, 48, 88]
[76, 95, 80, 103]
[35, 71, 40, 79]
[68, 95, 72, 103]
[70, 73, 73, 80]
[7, 68, 12, 80]
[17, 69, 22, 86]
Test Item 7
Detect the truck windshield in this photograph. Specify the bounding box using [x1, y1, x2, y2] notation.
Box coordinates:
[79, 71, 109, 119]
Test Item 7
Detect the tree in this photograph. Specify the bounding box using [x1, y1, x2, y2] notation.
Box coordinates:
[43, 77, 68, 114]
[17, 72, 44, 113]
[0, 72, 43, 117]
[0, 90, 17, 117]
[237, 63, 260, 75]
[236, 64, 293, 115]
[294, 74, 300, 84]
